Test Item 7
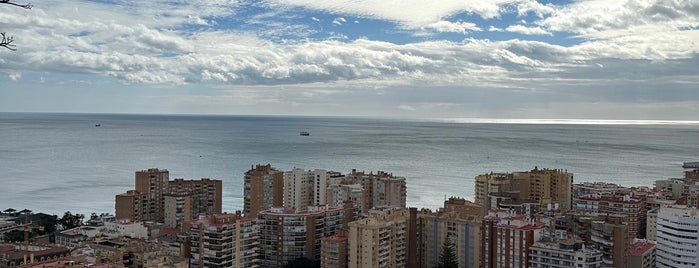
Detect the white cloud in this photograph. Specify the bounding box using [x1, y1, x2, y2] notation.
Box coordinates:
[266, 0, 509, 29]
[424, 21, 482, 34]
[311, 16, 320, 22]
[488, 26, 504, 32]
[9, 73, 22, 81]
[506, 25, 552, 35]
[332, 17, 347, 25]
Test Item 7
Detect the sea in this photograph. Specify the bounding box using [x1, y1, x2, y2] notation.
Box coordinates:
[1, 112, 698, 217]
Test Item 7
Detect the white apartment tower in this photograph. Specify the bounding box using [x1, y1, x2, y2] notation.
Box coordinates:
[656, 205, 699, 268]
[284, 168, 328, 209]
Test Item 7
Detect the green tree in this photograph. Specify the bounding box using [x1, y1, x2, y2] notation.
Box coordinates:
[435, 237, 459, 268]
[59, 211, 84, 229]
[3, 229, 31, 242]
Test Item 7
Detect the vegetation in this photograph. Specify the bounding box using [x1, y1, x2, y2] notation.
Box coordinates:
[59, 211, 85, 229]
[435, 237, 459, 268]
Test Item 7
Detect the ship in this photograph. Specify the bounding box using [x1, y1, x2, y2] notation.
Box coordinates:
[299, 131, 310, 136]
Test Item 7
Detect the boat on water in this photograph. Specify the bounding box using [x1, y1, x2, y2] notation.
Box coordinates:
[299, 131, 310, 136]
[95, 124, 101, 127]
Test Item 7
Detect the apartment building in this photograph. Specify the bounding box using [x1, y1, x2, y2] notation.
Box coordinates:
[655, 205, 699, 268]
[348, 208, 419, 268]
[184, 212, 259, 268]
[575, 192, 646, 239]
[115, 169, 222, 225]
[321, 230, 349, 268]
[529, 239, 603, 268]
[475, 167, 573, 214]
[481, 210, 545, 268]
[258, 206, 350, 267]
[418, 197, 483, 268]
[243, 164, 284, 218]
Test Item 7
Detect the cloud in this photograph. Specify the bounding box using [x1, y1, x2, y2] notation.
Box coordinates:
[540, 0, 699, 37]
[266, 0, 508, 29]
[506, 25, 552, 35]
[311, 16, 320, 22]
[332, 17, 347, 25]
[424, 21, 482, 34]
[488, 26, 504, 32]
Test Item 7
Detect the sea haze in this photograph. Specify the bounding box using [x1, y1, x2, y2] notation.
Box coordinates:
[1, 112, 698, 216]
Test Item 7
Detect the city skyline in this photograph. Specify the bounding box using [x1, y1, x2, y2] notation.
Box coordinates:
[1, 0, 697, 120]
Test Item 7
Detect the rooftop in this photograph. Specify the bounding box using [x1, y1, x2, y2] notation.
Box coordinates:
[628, 240, 656, 256]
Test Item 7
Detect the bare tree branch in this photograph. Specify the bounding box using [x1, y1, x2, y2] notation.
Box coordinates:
[0, 0, 33, 9]
[1, 32, 17, 51]
[1, 1, 32, 51]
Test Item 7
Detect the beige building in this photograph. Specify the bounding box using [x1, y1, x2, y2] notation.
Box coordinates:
[348, 208, 419, 268]
[243, 164, 283, 218]
[258, 206, 351, 267]
[575, 192, 646, 239]
[343, 169, 407, 214]
[321, 230, 349, 268]
[115, 169, 222, 225]
[475, 167, 573, 214]
[184, 212, 259, 268]
[418, 197, 483, 268]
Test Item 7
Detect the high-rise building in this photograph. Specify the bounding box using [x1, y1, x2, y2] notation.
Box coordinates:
[656, 205, 699, 268]
[481, 210, 545, 268]
[135, 168, 170, 222]
[343, 169, 407, 214]
[184, 212, 259, 268]
[243, 164, 283, 218]
[418, 197, 482, 268]
[529, 239, 603, 268]
[115, 169, 222, 225]
[475, 168, 573, 214]
[258, 206, 350, 267]
[590, 217, 628, 268]
[575, 192, 646, 239]
[321, 230, 349, 268]
[513, 167, 573, 211]
[347, 208, 419, 268]
[164, 191, 192, 229]
[283, 168, 328, 209]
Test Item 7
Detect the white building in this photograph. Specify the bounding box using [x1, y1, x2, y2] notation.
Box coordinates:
[284, 168, 328, 209]
[656, 205, 699, 268]
[529, 240, 603, 268]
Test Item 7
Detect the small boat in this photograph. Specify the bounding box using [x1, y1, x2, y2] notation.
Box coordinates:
[95, 124, 101, 127]
[299, 131, 310, 136]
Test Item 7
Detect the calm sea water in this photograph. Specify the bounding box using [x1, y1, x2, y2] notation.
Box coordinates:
[1, 112, 698, 216]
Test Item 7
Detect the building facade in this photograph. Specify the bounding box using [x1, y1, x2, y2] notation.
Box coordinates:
[655, 205, 699, 268]
[184, 212, 259, 268]
[418, 198, 483, 268]
[258, 206, 349, 267]
[529, 240, 603, 268]
[348, 208, 418, 268]
[243, 164, 284, 218]
[481, 210, 545, 268]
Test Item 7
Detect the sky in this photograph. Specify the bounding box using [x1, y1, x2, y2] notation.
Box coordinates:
[1, 0, 698, 120]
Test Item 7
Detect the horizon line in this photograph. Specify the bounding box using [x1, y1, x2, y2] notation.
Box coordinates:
[2, 112, 699, 125]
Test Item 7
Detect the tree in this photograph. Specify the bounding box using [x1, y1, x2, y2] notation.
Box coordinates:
[0, 1, 33, 51]
[435, 237, 459, 268]
[59, 211, 84, 229]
